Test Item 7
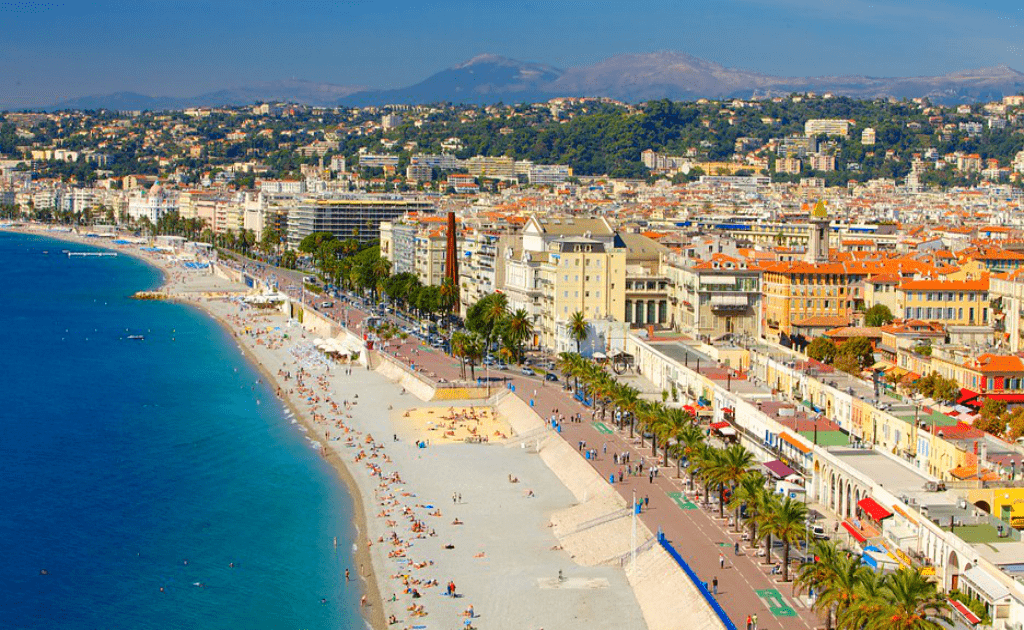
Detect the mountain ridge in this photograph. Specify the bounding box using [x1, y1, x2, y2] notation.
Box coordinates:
[12, 51, 1023, 111]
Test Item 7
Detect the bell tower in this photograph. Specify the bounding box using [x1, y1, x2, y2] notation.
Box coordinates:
[806, 199, 830, 264]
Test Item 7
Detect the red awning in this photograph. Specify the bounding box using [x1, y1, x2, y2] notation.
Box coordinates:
[722, 407, 734, 413]
[710, 421, 730, 430]
[857, 497, 894, 521]
[841, 521, 868, 543]
[949, 598, 981, 625]
[958, 388, 979, 405]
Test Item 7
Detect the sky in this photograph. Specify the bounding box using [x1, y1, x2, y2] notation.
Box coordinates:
[0, 0, 1021, 107]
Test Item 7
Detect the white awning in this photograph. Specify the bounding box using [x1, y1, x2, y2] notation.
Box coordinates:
[718, 426, 737, 436]
[961, 567, 1010, 603]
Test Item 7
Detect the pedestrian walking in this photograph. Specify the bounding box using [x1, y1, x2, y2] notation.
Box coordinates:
[712, 576, 718, 595]
[745, 615, 752, 630]
[752, 614, 758, 630]
[719, 553, 725, 569]
[735, 541, 740, 555]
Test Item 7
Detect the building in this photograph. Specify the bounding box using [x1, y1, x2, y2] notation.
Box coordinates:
[286, 195, 434, 248]
[527, 164, 571, 185]
[861, 127, 876, 145]
[406, 163, 433, 183]
[897, 275, 990, 326]
[776, 157, 802, 175]
[358, 153, 400, 169]
[664, 252, 762, 342]
[381, 114, 403, 130]
[466, 156, 517, 181]
[414, 227, 448, 287]
[805, 119, 851, 137]
[809, 154, 837, 172]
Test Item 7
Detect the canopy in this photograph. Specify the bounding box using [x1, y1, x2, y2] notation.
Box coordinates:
[762, 459, 798, 479]
[592, 351, 607, 359]
[948, 599, 981, 625]
[709, 421, 730, 430]
[857, 497, 893, 522]
[842, 521, 867, 543]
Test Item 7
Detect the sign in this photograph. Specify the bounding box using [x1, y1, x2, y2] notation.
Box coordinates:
[1010, 516, 1024, 529]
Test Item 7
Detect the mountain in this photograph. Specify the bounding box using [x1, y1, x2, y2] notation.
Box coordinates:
[338, 54, 563, 106]
[34, 79, 366, 111]
[547, 52, 1024, 104]
[17, 52, 1024, 111]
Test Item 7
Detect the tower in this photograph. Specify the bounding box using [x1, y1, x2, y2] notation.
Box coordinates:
[806, 199, 830, 264]
[444, 211, 460, 311]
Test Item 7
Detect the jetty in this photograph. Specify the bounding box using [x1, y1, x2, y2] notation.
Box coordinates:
[67, 251, 117, 258]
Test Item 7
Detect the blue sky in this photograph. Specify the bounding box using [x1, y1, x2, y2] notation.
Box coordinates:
[0, 0, 1021, 106]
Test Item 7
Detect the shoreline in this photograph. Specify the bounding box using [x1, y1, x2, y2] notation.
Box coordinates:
[2, 225, 386, 630]
[5, 224, 700, 630]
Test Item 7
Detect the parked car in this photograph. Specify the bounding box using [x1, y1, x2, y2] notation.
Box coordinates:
[496, 362, 508, 370]
[544, 373, 559, 382]
[811, 525, 829, 540]
[320, 301, 334, 309]
[521, 366, 534, 376]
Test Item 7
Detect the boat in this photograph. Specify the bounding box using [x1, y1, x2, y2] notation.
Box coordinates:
[127, 335, 145, 340]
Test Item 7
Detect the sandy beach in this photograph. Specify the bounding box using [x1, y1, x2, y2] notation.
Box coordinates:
[6, 225, 659, 630]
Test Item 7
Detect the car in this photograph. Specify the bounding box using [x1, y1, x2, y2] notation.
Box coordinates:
[811, 525, 829, 540]
[320, 301, 334, 309]
[521, 366, 534, 376]
[544, 373, 558, 382]
[496, 362, 508, 370]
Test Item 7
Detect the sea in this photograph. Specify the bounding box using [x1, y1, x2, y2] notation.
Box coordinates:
[0, 232, 365, 630]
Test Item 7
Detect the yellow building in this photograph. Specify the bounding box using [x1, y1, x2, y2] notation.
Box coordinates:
[539, 238, 626, 348]
[896, 275, 990, 326]
[763, 261, 855, 333]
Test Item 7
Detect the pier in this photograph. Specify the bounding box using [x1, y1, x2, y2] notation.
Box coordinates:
[67, 251, 117, 258]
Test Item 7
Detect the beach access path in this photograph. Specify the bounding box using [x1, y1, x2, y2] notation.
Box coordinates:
[229, 262, 821, 630]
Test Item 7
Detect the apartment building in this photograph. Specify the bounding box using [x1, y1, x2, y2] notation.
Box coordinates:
[805, 118, 851, 137]
[466, 156, 516, 180]
[897, 275, 990, 326]
[286, 195, 433, 248]
[663, 252, 763, 341]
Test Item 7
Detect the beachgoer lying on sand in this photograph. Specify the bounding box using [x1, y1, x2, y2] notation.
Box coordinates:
[473, 552, 485, 558]
[451, 518, 463, 525]
[443, 543, 455, 550]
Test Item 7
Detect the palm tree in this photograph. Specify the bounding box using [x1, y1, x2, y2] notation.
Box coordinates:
[451, 331, 470, 379]
[636, 402, 664, 457]
[714, 444, 756, 520]
[674, 422, 705, 482]
[507, 308, 533, 363]
[614, 385, 641, 434]
[837, 568, 889, 630]
[728, 470, 768, 535]
[755, 492, 781, 565]
[482, 292, 509, 351]
[795, 541, 864, 630]
[569, 310, 589, 354]
[695, 446, 723, 507]
[857, 569, 951, 630]
[767, 495, 808, 582]
[660, 407, 694, 470]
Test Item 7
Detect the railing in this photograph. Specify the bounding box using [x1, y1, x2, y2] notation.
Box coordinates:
[615, 535, 658, 567]
[657, 531, 736, 630]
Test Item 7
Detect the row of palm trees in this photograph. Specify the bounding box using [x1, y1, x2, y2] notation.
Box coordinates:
[795, 541, 950, 630]
[555, 350, 952, 628]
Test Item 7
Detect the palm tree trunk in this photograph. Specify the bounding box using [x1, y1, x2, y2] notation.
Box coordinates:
[735, 506, 742, 533]
[719, 485, 725, 518]
[764, 533, 772, 564]
[782, 543, 791, 582]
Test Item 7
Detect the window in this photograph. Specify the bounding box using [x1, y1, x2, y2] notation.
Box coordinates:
[596, 291, 601, 298]
[988, 377, 995, 390]
[585, 291, 590, 297]
[563, 274, 569, 281]
[958, 308, 963, 319]
[574, 291, 579, 297]
[574, 275, 579, 281]
[946, 307, 954, 319]
[596, 260, 601, 268]
[925, 307, 933, 319]
[563, 291, 568, 297]
[596, 275, 601, 282]
[905, 308, 912, 318]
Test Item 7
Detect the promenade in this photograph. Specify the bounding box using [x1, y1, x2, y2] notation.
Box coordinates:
[230, 258, 820, 630]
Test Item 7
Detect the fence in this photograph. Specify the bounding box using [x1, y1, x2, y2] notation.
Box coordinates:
[656, 531, 736, 630]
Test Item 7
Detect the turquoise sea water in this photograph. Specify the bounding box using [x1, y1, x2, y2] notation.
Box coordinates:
[0, 232, 364, 630]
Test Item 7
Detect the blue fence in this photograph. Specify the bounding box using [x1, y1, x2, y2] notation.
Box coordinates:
[656, 532, 737, 630]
